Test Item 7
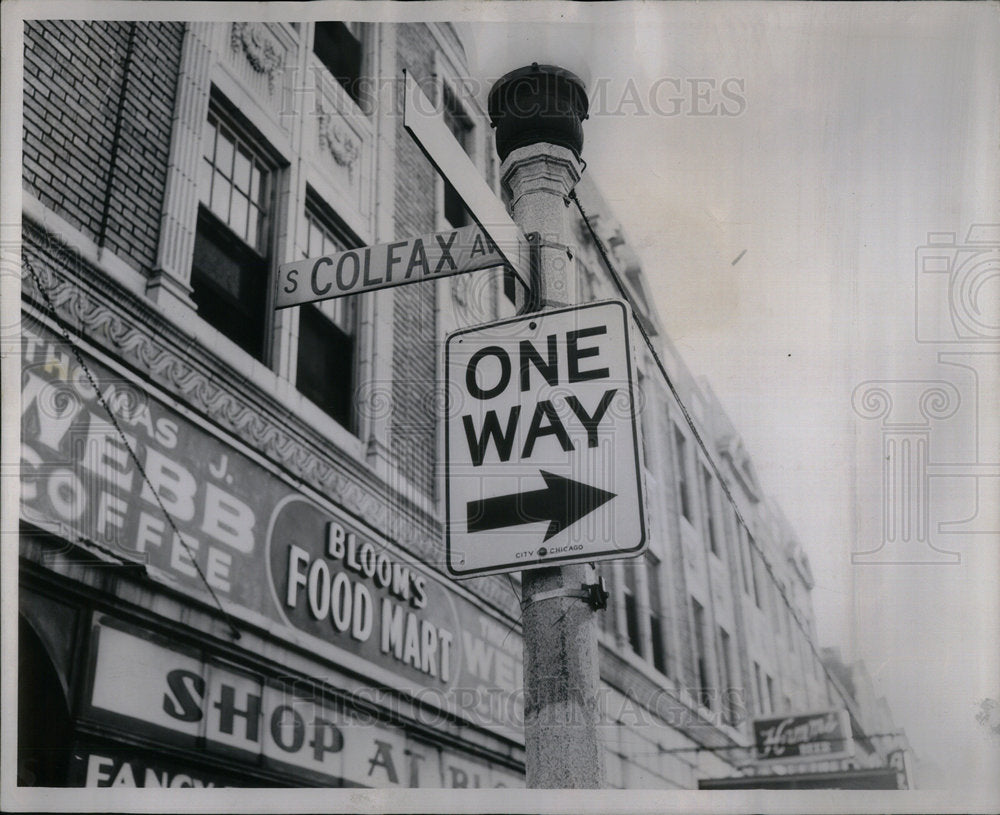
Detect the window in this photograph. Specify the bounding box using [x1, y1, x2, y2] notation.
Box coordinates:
[623, 564, 642, 657]
[192, 107, 275, 360]
[599, 565, 618, 637]
[691, 598, 712, 710]
[295, 202, 358, 429]
[753, 661, 766, 714]
[442, 84, 472, 228]
[775, 584, 785, 637]
[737, 521, 753, 595]
[646, 554, 667, 675]
[718, 627, 737, 726]
[674, 424, 692, 522]
[313, 22, 363, 105]
[702, 464, 718, 555]
[749, 541, 764, 610]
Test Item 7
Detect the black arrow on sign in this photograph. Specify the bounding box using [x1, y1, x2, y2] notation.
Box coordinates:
[466, 470, 616, 542]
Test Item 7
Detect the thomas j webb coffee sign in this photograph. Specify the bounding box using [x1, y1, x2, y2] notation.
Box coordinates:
[19, 322, 523, 730]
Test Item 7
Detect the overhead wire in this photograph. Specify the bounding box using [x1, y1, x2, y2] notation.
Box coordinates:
[22, 252, 242, 641]
[566, 188, 874, 742]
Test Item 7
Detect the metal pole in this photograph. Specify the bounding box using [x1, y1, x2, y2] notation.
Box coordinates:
[490, 65, 606, 789]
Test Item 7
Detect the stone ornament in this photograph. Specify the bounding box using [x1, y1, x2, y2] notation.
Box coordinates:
[317, 108, 360, 173]
[230, 22, 283, 92]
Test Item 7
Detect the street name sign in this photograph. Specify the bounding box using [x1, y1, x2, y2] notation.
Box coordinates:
[402, 70, 531, 290]
[445, 300, 647, 578]
[276, 224, 507, 308]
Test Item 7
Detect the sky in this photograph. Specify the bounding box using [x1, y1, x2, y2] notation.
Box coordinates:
[466, 1, 1000, 794]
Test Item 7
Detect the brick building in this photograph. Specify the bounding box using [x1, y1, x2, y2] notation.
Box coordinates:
[16, 17, 905, 790]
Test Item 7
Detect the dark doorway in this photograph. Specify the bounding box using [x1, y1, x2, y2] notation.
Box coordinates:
[18, 616, 73, 786]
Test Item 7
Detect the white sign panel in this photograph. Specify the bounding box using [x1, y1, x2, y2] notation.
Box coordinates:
[275, 223, 509, 308]
[445, 300, 646, 577]
[88, 622, 524, 788]
[402, 70, 530, 288]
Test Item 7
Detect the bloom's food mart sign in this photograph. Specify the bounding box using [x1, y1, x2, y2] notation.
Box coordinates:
[19, 323, 522, 731]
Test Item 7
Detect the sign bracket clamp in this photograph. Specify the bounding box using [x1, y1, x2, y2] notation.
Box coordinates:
[522, 576, 610, 611]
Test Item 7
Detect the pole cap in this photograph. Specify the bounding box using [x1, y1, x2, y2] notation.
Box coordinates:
[488, 63, 589, 162]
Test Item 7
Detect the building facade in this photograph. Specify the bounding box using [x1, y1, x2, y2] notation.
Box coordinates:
[17, 18, 905, 790]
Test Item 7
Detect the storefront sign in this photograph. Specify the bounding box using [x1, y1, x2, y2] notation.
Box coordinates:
[71, 750, 238, 788]
[752, 709, 854, 762]
[20, 323, 523, 731]
[267, 496, 460, 686]
[87, 622, 523, 788]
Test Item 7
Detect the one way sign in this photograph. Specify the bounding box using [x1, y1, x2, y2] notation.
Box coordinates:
[445, 300, 647, 577]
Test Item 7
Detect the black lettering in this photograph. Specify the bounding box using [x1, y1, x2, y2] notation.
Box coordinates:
[214, 685, 261, 742]
[310, 718, 345, 762]
[404, 239, 429, 279]
[405, 749, 427, 787]
[311, 257, 332, 296]
[270, 705, 305, 752]
[469, 232, 487, 259]
[336, 252, 360, 291]
[283, 268, 298, 294]
[386, 241, 408, 281]
[163, 669, 205, 723]
[519, 335, 559, 392]
[521, 400, 574, 458]
[463, 407, 521, 467]
[433, 231, 458, 273]
[567, 326, 610, 382]
[566, 388, 618, 447]
[466, 346, 511, 400]
[362, 246, 382, 286]
[367, 739, 399, 783]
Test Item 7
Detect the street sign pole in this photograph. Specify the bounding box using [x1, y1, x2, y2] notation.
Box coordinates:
[488, 65, 607, 789]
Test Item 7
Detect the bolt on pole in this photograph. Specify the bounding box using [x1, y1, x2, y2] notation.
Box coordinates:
[489, 64, 607, 789]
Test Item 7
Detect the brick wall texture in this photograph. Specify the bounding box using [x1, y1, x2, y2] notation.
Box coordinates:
[390, 23, 443, 499]
[23, 20, 184, 274]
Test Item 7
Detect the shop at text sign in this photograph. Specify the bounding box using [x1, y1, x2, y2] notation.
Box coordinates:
[445, 300, 647, 578]
[276, 224, 507, 308]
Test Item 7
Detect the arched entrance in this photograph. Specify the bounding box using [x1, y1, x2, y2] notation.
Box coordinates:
[18, 615, 73, 786]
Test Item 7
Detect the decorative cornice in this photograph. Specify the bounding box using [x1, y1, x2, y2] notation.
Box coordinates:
[230, 22, 283, 92]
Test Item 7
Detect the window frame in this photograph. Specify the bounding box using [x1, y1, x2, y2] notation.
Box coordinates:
[673, 423, 693, 524]
[622, 562, 644, 658]
[190, 97, 282, 364]
[701, 462, 719, 555]
[312, 21, 367, 110]
[691, 597, 713, 711]
[292, 194, 363, 431]
[645, 552, 668, 676]
[718, 625, 737, 726]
